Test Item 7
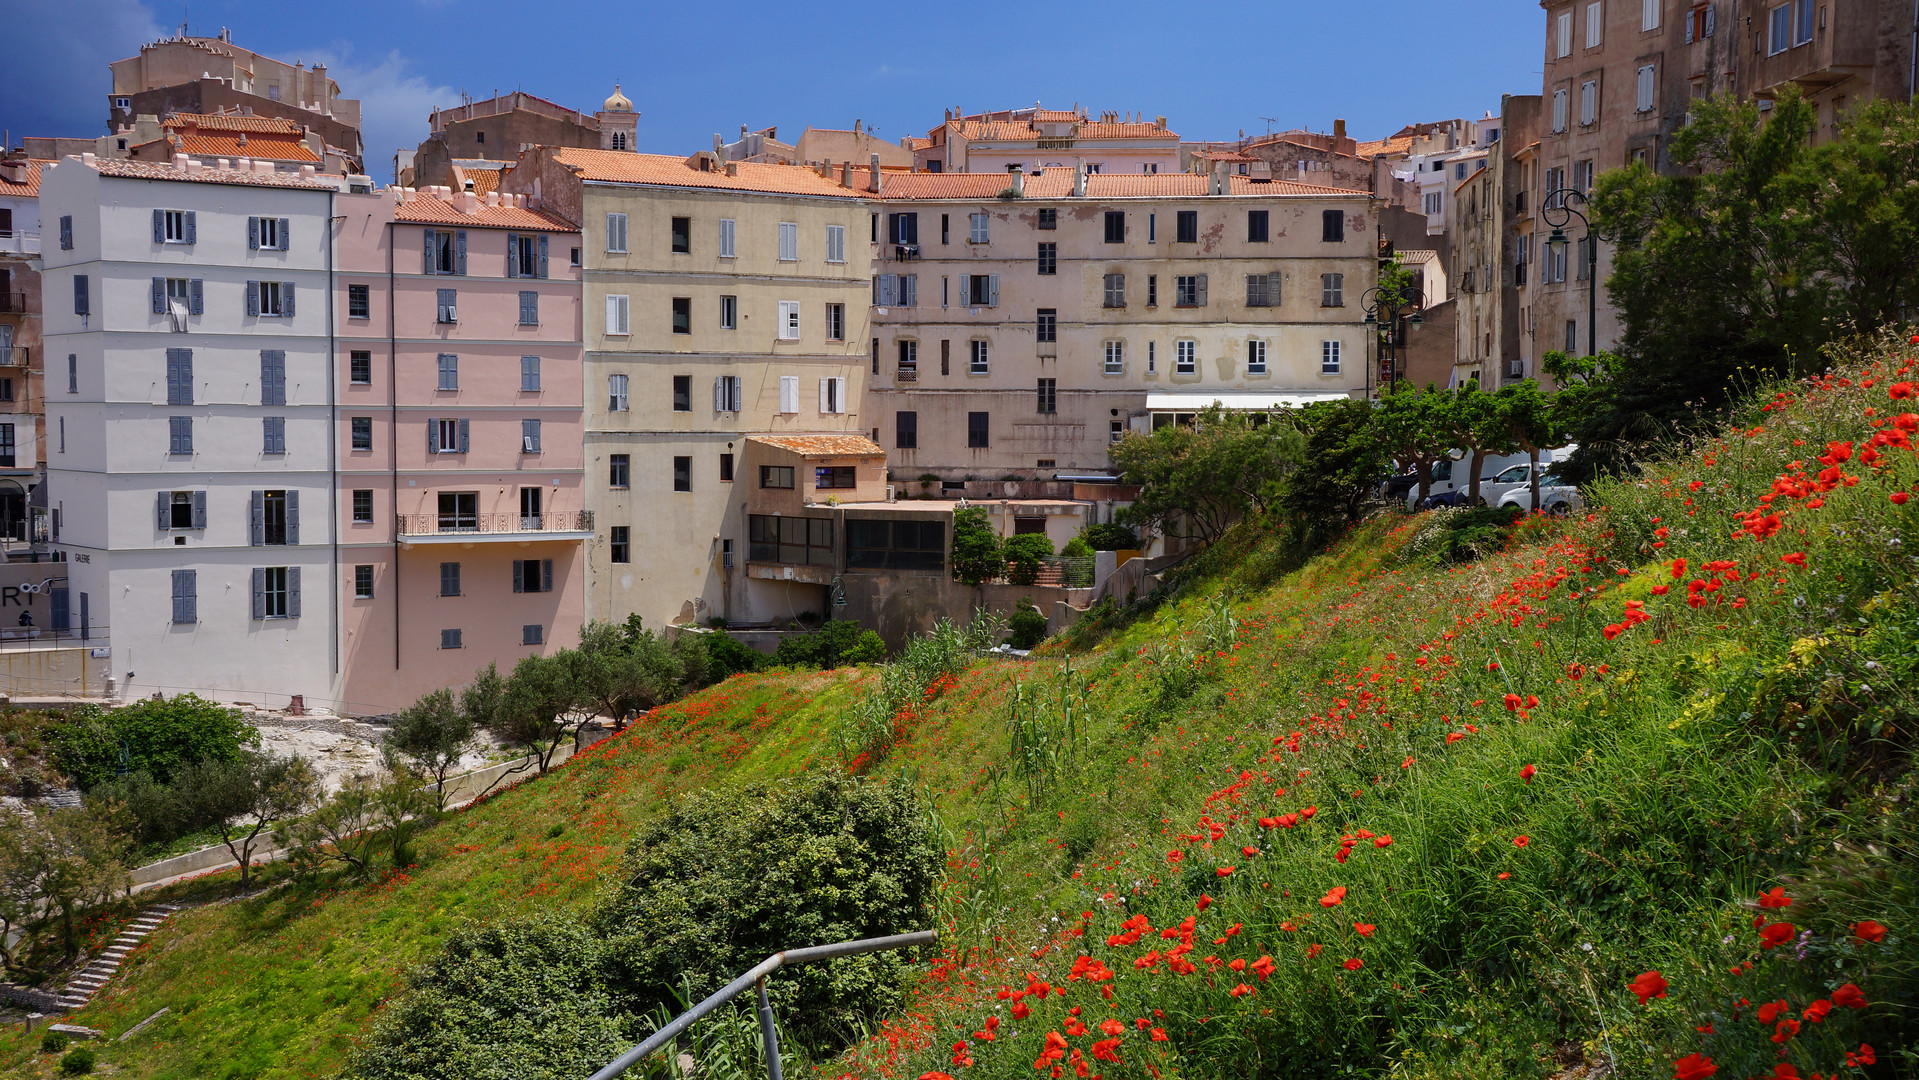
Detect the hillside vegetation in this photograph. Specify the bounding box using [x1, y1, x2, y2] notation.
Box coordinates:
[5, 339, 1919, 1080]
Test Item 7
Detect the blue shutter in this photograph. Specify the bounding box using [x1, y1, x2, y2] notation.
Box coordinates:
[184, 211, 196, 244]
[251, 568, 266, 619]
[512, 560, 524, 593]
[246, 281, 259, 317]
[248, 217, 260, 249]
[506, 233, 519, 278]
[181, 570, 197, 623]
[286, 490, 299, 546]
[282, 282, 295, 319]
[152, 209, 164, 244]
[287, 568, 301, 619]
[423, 229, 436, 274]
[192, 490, 207, 529]
[538, 234, 549, 279]
[458, 418, 470, 453]
[73, 275, 88, 316]
[541, 559, 552, 592]
[455, 230, 467, 275]
[427, 418, 438, 454]
[277, 218, 290, 252]
[189, 279, 203, 315]
[157, 491, 171, 531]
[250, 490, 264, 546]
[152, 277, 165, 314]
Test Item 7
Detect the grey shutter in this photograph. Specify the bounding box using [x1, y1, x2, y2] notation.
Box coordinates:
[286, 490, 299, 545]
[1704, 4, 1714, 35]
[250, 490, 264, 546]
[542, 559, 553, 592]
[249, 217, 260, 249]
[455, 231, 467, 275]
[714, 376, 724, 412]
[287, 568, 301, 618]
[172, 570, 184, 623]
[60, 215, 71, 249]
[1196, 274, 1209, 306]
[903, 275, 917, 306]
[73, 275, 88, 316]
[262, 349, 286, 406]
[164, 350, 177, 404]
[277, 219, 290, 251]
[152, 277, 166, 314]
[1684, 10, 1694, 41]
[173, 569, 196, 624]
[192, 490, 207, 528]
[538, 234, 549, 279]
[282, 282, 295, 318]
[247, 281, 259, 316]
[184, 211, 196, 244]
[426, 418, 438, 454]
[424, 229, 436, 274]
[251, 568, 266, 619]
[157, 491, 171, 531]
[458, 418, 470, 453]
[513, 560, 524, 594]
[152, 209, 165, 244]
[988, 274, 999, 306]
[189, 279, 203, 315]
[506, 233, 519, 278]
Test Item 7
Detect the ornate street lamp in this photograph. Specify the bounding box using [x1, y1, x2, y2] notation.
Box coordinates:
[1361, 279, 1424, 393]
[1543, 186, 1597, 357]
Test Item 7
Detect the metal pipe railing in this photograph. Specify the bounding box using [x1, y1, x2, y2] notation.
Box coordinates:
[586, 929, 937, 1080]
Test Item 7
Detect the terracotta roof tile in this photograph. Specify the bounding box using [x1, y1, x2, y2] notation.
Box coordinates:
[953, 119, 1176, 142]
[0, 160, 52, 197]
[873, 167, 1366, 201]
[163, 112, 308, 134]
[451, 163, 505, 196]
[86, 157, 333, 190]
[550, 149, 861, 199]
[747, 434, 885, 457]
[1356, 136, 1416, 158]
[392, 194, 576, 230]
[1031, 109, 1083, 123]
[170, 131, 321, 162]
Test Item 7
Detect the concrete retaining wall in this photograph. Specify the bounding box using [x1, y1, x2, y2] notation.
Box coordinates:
[0, 647, 100, 699]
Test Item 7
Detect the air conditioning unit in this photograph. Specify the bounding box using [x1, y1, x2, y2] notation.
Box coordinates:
[1506, 360, 1526, 378]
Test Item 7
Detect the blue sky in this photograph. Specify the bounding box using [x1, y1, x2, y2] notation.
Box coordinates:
[3, 0, 1544, 179]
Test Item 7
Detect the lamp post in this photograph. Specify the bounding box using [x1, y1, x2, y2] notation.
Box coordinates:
[1543, 186, 1597, 357]
[1360, 279, 1425, 394]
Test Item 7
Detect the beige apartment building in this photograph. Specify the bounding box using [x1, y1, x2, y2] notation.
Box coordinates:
[107, 32, 362, 165]
[1451, 95, 1542, 389]
[502, 146, 873, 631]
[864, 167, 1378, 478]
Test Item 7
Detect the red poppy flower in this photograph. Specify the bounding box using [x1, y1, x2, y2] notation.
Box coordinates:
[1374, 834, 1393, 848]
[1497, 871, 1511, 879]
[1890, 382, 1916, 399]
[1757, 887, 1792, 909]
[1504, 693, 1522, 711]
[1847, 1044, 1876, 1067]
[1196, 894, 1213, 912]
[1012, 1001, 1031, 1020]
[1894, 492, 1911, 505]
[1341, 958, 1363, 971]
[1770, 1018, 1801, 1044]
[1673, 1052, 1718, 1079]
[1446, 732, 1466, 744]
[1769, 1065, 1800, 1079]
[1090, 1037, 1123, 1064]
[1756, 1000, 1789, 1024]
[1251, 954, 1275, 980]
[1521, 764, 1537, 784]
[1353, 922, 1376, 936]
[1513, 835, 1531, 848]
[1229, 981, 1255, 997]
[920, 1072, 957, 1080]
[1629, 970, 1668, 1004]
[1831, 982, 1868, 1009]
[1150, 1028, 1168, 1042]
[1801, 998, 1831, 1023]
[1758, 922, 1796, 949]
[1781, 552, 1807, 568]
[1098, 1019, 1125, 1037]
[1216, 866, 1234, 877]
[1320, 886, 1347, 907]
[1402, 756, 1416, 768]
[1851, 919, 1888, 944]
[1300, 806, 1317, 819]
[1166, 849, 1185, 864]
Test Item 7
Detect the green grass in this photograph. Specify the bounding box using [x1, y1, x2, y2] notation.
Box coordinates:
[5, 342, 1919, 1080]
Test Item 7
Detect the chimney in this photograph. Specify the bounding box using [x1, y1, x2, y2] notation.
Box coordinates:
[853, 119, 862, 134]
[867, 152, 881, 194]
[713, 133, 724, 154]
[1334, 118, 1346, 141]
[1009, 168, 1024, 197]
[1072, 161, 1087, 197]
[1155, 116, 1166, 129]
[1211, 160, 1226, 195]
[840, 159, 853, 187]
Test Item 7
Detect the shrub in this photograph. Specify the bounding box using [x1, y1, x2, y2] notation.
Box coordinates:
[59, 1047, 95, 1075]
[771, 619, 886, 669]
[1002, 533, 1055, 586]
[41, 1030, 70, 1054]
[596, 771, 940, 1054]
[1061, 535, 1094, 558]
[700, 630, 764, 681]
[951, 507, 1004, 586]
[1080, 522, 1139, 551]
[1007, 599, 1049, 650]
[49, 695, 256, 790]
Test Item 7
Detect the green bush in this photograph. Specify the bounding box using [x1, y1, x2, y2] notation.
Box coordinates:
[699, 630, 765, 681]
[1424, 504, 1525, 565]
[50, 695, 256, 790]
[1080, 522, 1139, 551]
[771, 619, 886, 669]
[951, 507, 1004, 586]
[58, 1047, 95, 1075]
[1007, 599, 1049, 650]
[596, 771, 940, 1053]
[41, 1031, 70, 1054]
[1060, 536, 1094, 558]
[1002, 533, 1055, 587]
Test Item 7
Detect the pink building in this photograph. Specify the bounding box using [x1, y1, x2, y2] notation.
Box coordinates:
[915, 107, 1181, 175]
[333, 186, 585, 713]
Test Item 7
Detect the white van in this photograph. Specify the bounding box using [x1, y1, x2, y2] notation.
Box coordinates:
[1406, 446, 1575, 510]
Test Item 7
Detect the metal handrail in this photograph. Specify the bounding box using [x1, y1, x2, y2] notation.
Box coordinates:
[586, 929, 937, 1080]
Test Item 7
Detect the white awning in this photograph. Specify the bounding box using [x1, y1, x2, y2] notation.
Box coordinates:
[1145, 391, 1352, 411]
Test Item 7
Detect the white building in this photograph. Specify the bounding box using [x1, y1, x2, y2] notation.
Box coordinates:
[41, 155, 341, 706]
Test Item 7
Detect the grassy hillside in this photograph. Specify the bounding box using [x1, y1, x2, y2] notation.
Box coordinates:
[5, 341, 1919, 1080]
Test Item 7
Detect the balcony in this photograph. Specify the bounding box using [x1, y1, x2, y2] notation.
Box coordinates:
[0, 233, 39, 256]
[896, 365, 918, 382]
[0, 348, 23, 367]
[396, 510, 594, 545]
[890, 244, 921, 262]
[0, 294, 27, 315]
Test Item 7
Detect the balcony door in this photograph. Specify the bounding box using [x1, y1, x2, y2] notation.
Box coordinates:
[437, 491, 479, 532]
[519, 487, 542, 530]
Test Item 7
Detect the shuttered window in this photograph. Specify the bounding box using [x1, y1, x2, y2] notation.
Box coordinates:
[170, 569, 197, 624]
[826, 224, 846, 263]
[778, 221, 798, 261]
[512, 559, 554, 593]
[262, 416, 286, 455]
[165, 348, 193, 405]
[718, 218, 735, 258]
[260, 349, 286, 405]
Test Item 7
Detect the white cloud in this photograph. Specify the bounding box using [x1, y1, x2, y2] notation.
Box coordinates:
[301, 46, 455, 183]
[0, 0, 164, 142]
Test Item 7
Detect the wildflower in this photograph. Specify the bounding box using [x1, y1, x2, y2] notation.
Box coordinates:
[1353, 923, 1376, 937]
[1756, 1000, 1790, 1023]
[1851, 920, 1888, 944]
[1374, 834, 1393, 848]
[1504, 693, 1522, 711]
[1781, 552, 1807, 568]
[1801, 999, 1831, 1024]
[1895, 492, 1911, 505]
[1251, 955, 1275, 980]
[1846, 1044, 1876, 1067]
[1758, 922, 1796, 949]
[1320, 886, 1348, 907]
[1757, 887, 1792, 909]
[1216, 866, 1234, 877]
[1768, 1066, 1800, 1079]
[1497, 872, 1511, 880]
[1513, 835, 1531, 848]
[1402, 756, 1416, 768]
[1230, 982, 1255, 997]
[1341, 957, 1363, 970]
[1673, 1052, 1719, 1080]
[1769, 1018, 1800, 1044]
[1150, 1028, 1169, 1042]
[921, 1072, 957, 1080]
[1090, 1037, 1123, 1064]
[1196, 894, 1212, 912]
[1629, 970, 1669, 1004]
[1521, 764, 1537, 784]
[1167, 849, 1185, 864]
[1013, 1001, 1031, 1020]
[1890, 382, 1916, 399]
[1099, 1019, 1125, 1037]
[1831, 982, 1868, 1009]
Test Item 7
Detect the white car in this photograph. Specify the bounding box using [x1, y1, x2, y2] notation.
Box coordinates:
[1486, 463, 1583, 514]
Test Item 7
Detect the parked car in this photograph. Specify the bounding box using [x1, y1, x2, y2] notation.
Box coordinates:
[1486, 462, 1583, 514]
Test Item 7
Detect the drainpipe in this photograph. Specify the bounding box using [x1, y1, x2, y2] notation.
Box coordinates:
[387, 216, 399, 671]
[327, 186, 341, 685]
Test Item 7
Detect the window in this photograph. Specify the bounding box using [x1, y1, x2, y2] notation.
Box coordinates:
[1566, 319, 1579, 352]
[437, 353, 459, 391]
[659, 374, 687, 413]
[507, 233, 545, 278]
[1104, 211, 1126, 243]
[428, 417, 468, 454]
[1321, 273, 1345, 307]
[1111, 419, 1124, 444]
[1424, 191, 1444, 215]
[819, 376, 846, 414]
[347, 415, 371, 451]
[1037, 208, 1057, 230]
[1103, 273, 1126, 308]
[1643, 0, 1661, 29]
[778, 221, 799, 261]
[1768, 2, 1790, 50]
[1247, 210, 1269, 243]
[59, 215, 72, 250]
[1580, 80, 1598, 126]
[1147, 275, 1158, 306]
[425, 228, 465, 274]
[765, 299, 796, 340]
[1321, 340, 1342, 374]
[609, 453, 631, 488]
[1037, 378, 1057, 415]
[826, 224, 846, 263]
[350, 350, 372, 385]
[779, 375, 800, 413]
[1687, 3, 1716, 41]
[1545, 165, 1566, 207]
[748, 515, 834, 566]
[1175, 340, 1196, 374]
[513, 559, 554, 593]
[1553, 89, 1569, 133]
[1245, 274, 1277, 307]
[969, 340, 989, 375]
[521, 419, 541, 454]
[969, 212, 989, 243]
[816, 466, 857, 489]
[250, 280, 292, 318]
[256, 567, 296, 620]
[158, 490, 201, 531]
[719, 217, 736, 258]
[1037, 242, 1057, 275]
[522, 625, 544, 646]
[666, 296, 690, 335]
[1147, 341, 1157, 374]
[1175, 210, 1198, 243]
[354, 565, 375, 599]
[518, 290, 540, 326]
[888, 212, 920, 245]
[825, 303, 845, 341]
[846, 518, 946, 571]
[606, 294, 630, 335]
[348, 284, 370, 319]
[68, 354, 78, 393]
[440, 628, 463, 649]
[1573, 159, 1594, 191]
[165, 347, 193, 405]
[1633, 64, 1658, 112]
[605, 212, 629, 253]
[1247, 339, 1268, 374]
[719, 294, 738, 330]
[158, 209, 194, 244]
[896, 410, 918, 448]
[1036, 309, 1057, 343]
[968, 411, 990, 448]
[715, 374, 743, 412]
[353, 489, 374, 523]
[670, 216, 691, 254]
[609, 525, 631, 563]
[1586, 0, 1604, 46]
[1104, 340, 1124, 375]
[761, 465, 796, 489]
[1557, 9, 1574, 55]
[168, 416, 192, 454]
[1175, 274, 1206, 308]
[1322, 209, 1345, 242]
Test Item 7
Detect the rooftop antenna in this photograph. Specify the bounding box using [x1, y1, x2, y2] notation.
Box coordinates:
[1259, 116, 1279, 135]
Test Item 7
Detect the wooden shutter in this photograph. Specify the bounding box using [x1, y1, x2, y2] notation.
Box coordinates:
[250, 491, 264, 546]
[1704, 4, 1714, 35]
[1684, 7, 1695, 41]
[427, 418, 438, 454]
[283, 282, 295, 318]
[424, 229, 435, 274]
[249, 217, 260, 249]
[714, 376, 725, 412]
[73, 275, 88, 316]
[251, 568, 266, 619]
[458, 418, 470, 453]
[192, 490, 207, 529]
[287, 567, 301, 619]
[818, 378, 830, 414]
[157, 490, 171, 531]
[286, 490, 299, 545]
[277, 218, 289, 252]
[542, 559, 553, 592]
[152, 209, 165, 244]
[455, 230, 467, 275]
[780, 375, 798, 413]
[152, 277, 165, 314]
[184, 211, 196, 244]
[173, 569, 196, 624]
[987, 274, 999, 306]
[834, 378, 847, 414]
[1195, 274, 1208, 306]
[902, 275, 917, 307]
[246, 281, 259, 317]
[506, 233, 520, 278]
[538, 235, 549, 279]
[189, 279, 203, 315]
[605, 294, 620, 334]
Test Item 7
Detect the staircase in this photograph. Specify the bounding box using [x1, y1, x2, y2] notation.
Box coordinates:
[52, 903, 182, 1012]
